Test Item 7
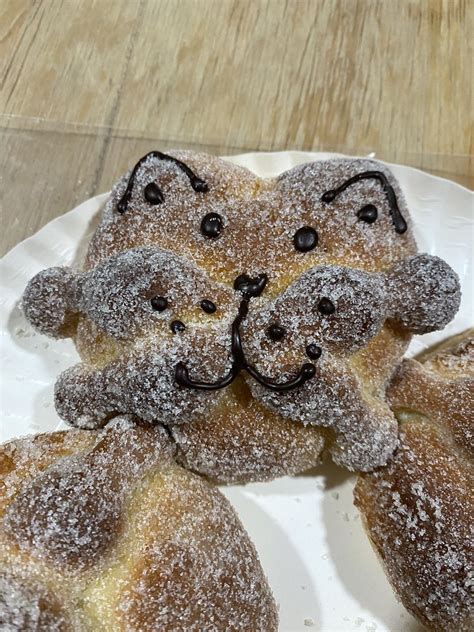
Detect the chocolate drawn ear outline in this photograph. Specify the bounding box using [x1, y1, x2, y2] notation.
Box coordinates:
[384, 254, 461, 334]
[22, 267, 81, 338]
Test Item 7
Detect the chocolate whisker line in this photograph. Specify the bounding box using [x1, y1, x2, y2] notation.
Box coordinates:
[321, 170, 408, 234]
[117, 151, 209, 213]
[175, 293, 316, 393]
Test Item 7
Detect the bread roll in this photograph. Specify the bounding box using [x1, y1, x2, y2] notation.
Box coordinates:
[0, 421, 278, 630]
[22, 152, 460, 476]
[355, 330, 474, 630]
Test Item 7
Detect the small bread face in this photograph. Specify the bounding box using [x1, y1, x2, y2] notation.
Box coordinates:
[22, 152, 461, 475]
[0, 425, 278, 631]
[354, 330, 474, 631]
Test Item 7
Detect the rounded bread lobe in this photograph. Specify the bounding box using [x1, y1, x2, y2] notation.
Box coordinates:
[386, 254, 461, 334]
[22, 267, 80, 339]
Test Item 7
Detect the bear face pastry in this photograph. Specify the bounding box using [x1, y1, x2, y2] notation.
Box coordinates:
[22, 152, 461, 476]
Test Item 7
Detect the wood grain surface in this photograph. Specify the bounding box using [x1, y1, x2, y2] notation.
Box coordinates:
[1, 0, 472, 256]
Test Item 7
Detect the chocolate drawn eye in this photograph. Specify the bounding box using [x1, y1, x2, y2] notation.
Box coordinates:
[318, 298, 335, 315]
[151, 296, 168, 311]
[201, 213, 223, 238]
[293, 226, 318, 252]
[267, 324, 286, 341]
[117, 151, 209, 213]
[144, 182, 164, 205]
[320, 170, 407, 234]
[306, 344, 322, 360]
[357, 204, 378, 223]
[200, 299, 217, 314]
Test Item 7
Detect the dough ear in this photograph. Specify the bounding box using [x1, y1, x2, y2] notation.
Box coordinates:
[385, 254, 461, 334]
[22, 267, 81, 338]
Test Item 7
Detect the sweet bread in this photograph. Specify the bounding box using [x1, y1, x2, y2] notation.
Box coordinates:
[22, 152, 461, 476]
[0, 421, 278, 630]
[354, 330, 474, 630]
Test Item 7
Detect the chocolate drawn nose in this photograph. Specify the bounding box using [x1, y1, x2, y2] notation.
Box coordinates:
[233, 273, 268, 297]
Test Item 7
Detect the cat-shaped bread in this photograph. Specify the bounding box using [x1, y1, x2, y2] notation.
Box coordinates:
[22, 152, 461, 479]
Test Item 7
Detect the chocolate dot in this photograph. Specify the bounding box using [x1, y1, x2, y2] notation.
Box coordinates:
[293, 227, 318, 252]
[321, 190, 336, 203]
[144, 182, 164, 205]
[150, 296, 168, 311]
[301, 363, 317, 378]
[267, 324, 286, 341]
[192, 178, 209, 193]
[318, 298, 335, 315]
[201, 213, 223, 238]
[306, 344, 322, 360]
[200, 299, 216, 314]
[171, 320, 185, 334]
[357, 204, 378, 223]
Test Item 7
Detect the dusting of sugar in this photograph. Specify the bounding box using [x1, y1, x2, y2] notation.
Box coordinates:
[386, 254, 461, 334]
[355, 330, 474, 630]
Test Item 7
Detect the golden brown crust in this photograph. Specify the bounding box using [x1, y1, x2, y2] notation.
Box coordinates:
[355, 330, 474, 630]
[388, 329, 474, 458]
[0, 427, 278, 630]
[172, 376, 327, 483]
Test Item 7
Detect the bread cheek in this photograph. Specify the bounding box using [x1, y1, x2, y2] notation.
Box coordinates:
[75, 317, 131, 368]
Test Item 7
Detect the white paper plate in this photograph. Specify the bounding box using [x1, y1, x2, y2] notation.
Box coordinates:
[1, 152, 472, 631]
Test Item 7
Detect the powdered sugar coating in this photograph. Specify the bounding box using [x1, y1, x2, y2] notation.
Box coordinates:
[55, 330, 233, 427]
[0, 428, 278, 630]
[355, 330, 474, 630]
[22, 267, 79, 339]
[78, 246, 238, 340]
[388, 330, 474, 457]
[246, 352, 398, 471]
[0, 573, 69, 631]
[172, 376, 327, 483]
[243, 265, 387, 356]
[3, 425, 174, 568]
[21, 152, 461, 474]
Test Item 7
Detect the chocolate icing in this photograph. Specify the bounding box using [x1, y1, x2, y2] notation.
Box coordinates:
[175, 286, 316, 392]
[233, 274, 268, 298]
[267, 324, 286, 341]
[144, 182, 164, 205]
[357, 204, 378, 224]
[117, 151, 208, 213]
[151, 296, 168, 311]
[171, 320, 186, 334]
[318, 298, 335, 315]
[321, 171, 407, 234]
[306, 344, 322, 360]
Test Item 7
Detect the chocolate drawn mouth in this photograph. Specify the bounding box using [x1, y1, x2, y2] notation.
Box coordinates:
[175, 278, 316, 392]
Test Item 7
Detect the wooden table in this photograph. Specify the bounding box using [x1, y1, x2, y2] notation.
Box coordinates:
[1, 0, 472, 256]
